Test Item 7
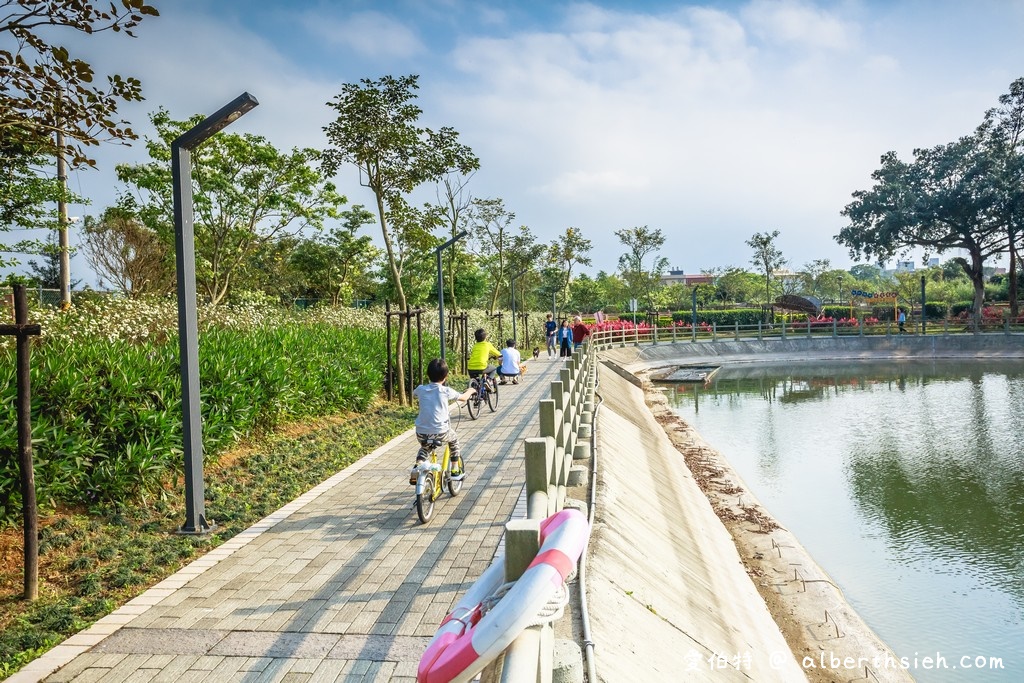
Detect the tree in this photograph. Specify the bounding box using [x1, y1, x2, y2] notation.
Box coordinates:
[288, 205, 381, 305]
[981, 77, 1024, 319]
[567, 272, 602, 313]
[849, 263, 886, 286]
[0, 0, 158, 168]
[503, 225, 546, 311]
[746, 230, 786, 307]
[712, 266, 761, 304]
[0, 144, 61, 267]
[25, 231, 79, 289]
[592, 270, 628, 312]
[117, 109, 346, 306]
[838, 137, 1005, 331]
[379, 196, 440, 306]
[468, 197, 515, 313]
[798, 258, 831, 298]
[615, 225, 668, 310]
[548, 227, 592, 311]
[321, 74, 479, 404]
[431, 171, 474, 314]
[0, 150, 79, 267]
[81, 206, 171, 296]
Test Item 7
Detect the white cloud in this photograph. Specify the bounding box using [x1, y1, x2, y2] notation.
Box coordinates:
[540, 169, 651, 200]
[741, 0, 856, 51]
[300, 10, 425, 59]
[14, 0, 1023, 287]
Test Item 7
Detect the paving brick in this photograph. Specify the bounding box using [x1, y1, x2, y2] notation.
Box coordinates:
[32, 361, 566, 683]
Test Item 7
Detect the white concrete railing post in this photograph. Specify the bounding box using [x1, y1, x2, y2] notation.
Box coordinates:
[499, 520, 550, 682]
[498, 342, 594, 683]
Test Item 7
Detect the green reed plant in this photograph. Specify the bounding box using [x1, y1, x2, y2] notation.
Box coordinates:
[0, 321, 395, 523]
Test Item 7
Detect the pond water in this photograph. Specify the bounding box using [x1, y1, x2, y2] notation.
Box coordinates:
[663, 360, 1023, 682]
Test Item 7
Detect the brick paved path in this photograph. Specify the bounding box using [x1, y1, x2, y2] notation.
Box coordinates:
[14, 359, 563, 683]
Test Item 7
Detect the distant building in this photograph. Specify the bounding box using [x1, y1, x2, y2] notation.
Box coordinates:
[927, 257, 940, 267]
[660, 268, 713, 287]
[895, 260, 915, 273]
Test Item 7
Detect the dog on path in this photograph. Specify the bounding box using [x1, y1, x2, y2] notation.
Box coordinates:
[532, 346, 540, 360]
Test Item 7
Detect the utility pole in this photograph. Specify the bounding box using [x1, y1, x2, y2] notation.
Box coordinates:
[56, 130, 71, 308]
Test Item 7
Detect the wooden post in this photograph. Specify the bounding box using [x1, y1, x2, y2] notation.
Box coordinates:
[385, 301, 393, 402]
[1, 285, 42, 600]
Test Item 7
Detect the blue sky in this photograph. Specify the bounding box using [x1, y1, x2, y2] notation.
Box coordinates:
[9, 0, 1024, 286]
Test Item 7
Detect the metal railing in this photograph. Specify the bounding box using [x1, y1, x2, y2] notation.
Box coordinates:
[588, 316, 1024, 349]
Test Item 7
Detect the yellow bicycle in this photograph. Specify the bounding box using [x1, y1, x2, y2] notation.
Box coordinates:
[412, 437, 464, 523]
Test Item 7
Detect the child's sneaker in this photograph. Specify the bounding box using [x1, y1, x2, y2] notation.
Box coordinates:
[410, 455, 426, 485]
[450, 458, 466, 481]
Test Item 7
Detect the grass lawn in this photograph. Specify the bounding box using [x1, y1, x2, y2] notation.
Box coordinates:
[0, 402, 417, 678]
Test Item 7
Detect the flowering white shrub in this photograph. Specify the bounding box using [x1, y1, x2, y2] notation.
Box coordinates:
[1, 294, 382, 347]
[2, 288, 555, 349]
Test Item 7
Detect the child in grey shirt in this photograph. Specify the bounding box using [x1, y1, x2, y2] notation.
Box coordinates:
[411, 358, 475, 482]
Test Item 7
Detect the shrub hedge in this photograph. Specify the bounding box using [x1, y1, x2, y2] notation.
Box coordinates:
[0, 323, 397, 524]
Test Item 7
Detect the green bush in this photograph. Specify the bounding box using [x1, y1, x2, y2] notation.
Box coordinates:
[671, 308, 763, 326]
[951, 301, 975, 316]
[924, 302, 949, 319]
[0, 323, 392, 523]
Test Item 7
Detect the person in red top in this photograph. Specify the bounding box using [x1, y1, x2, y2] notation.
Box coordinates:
[571, 315, 589, 350]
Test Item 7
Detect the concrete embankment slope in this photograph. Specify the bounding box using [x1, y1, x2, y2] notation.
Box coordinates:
[587, 368, 805, 681]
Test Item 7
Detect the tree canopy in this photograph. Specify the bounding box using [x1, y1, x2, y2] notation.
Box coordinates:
[746, 229, 786, 306]
[615, 225, 667, 311]
[0, 0, 158, 167]
[837, 135, 1006, 329]
[116, 108, 346, 305]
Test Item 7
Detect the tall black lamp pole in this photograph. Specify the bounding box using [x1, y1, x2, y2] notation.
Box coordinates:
[173, 93, 259, 534]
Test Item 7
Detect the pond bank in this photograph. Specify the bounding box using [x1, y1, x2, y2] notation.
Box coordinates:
[588, 344, 942, 682]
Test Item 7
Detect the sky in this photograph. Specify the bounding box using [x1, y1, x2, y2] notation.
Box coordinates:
[8, 0, 1024, 287]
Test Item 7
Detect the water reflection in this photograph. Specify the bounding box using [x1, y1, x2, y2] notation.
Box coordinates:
[664, 360, 1024, 682]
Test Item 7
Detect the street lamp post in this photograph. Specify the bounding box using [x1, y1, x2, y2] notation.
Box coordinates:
[436, 230, 468, 361]
[173, 93, 258, 534]
[510, 269, 528, 346]
[920, 274, 926, 335]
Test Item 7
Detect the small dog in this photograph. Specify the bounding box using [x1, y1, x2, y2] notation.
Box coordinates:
[532, 346, 540, 360]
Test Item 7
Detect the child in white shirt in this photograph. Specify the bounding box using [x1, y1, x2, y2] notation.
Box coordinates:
[498, 339, 523, 385]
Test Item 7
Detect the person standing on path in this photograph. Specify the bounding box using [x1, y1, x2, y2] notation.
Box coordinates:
[572, 315, 590, 350]
[558, 319, 573, 357]
[898, 309, 907, 334]
[544, 313, 557, 357]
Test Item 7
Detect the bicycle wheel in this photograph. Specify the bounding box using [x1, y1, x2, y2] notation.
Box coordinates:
[416, 472, 436, 523]
[466, 380, 480, 419]
[486, 377, 498, 411]
[446, 463, 463, 496]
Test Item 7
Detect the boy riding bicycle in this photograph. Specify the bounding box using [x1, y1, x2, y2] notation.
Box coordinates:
[411, 358, 475, 484]
[467, 328, 502, 386]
